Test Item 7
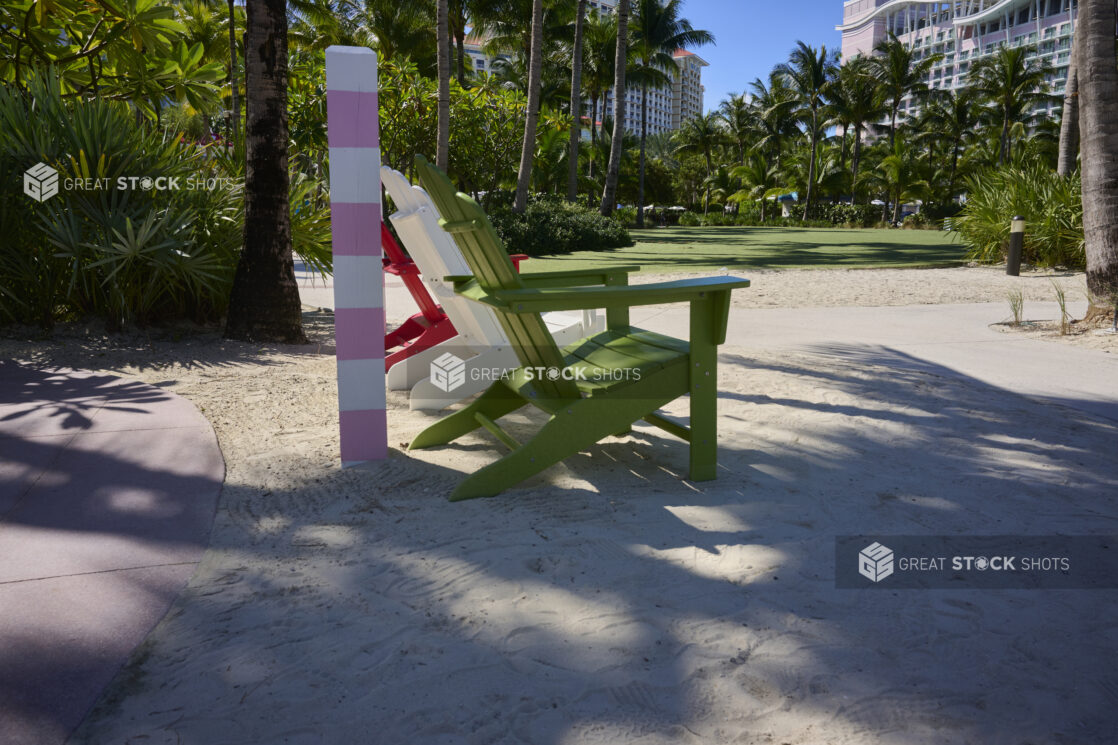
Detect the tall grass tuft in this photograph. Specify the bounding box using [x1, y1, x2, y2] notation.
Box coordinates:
[1052, 281, 1070, 335]
[1007, 289, 1024, 326]
[953, 165, 1084, 269]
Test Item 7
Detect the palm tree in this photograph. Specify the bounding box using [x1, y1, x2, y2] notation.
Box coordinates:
[825, 56, 883, 203]
[567, 0, 587, 201]
[748, 72, 799, 171]
[873, 137, 930, 224]
[448, 0, 469, 82]
[775, 41, 835, 221]
[702, 165, 735, 213]
[730, 153, 780, 221]
[967, 46, 1051, 165]
[225, 0, 305, 343]
[719, 92, 753, 165]
[474, 0, 574, 65]
[513, 0, 544, 212]
[227, 0, 240, 145]
[672, 111, 726, 218]
[1056, 27, 1079, 177]
[294, 1, 437, 70]
[1076, 0, 1118, 322]
[869, 33, 940, 148]
[599, 0, 629, 216]
[437, 0, 450, 169]
[173, 0, 241, 139]
[630, 0, 712, 227]
[581, 11, 620, 180]
[920, 88, 978, 200]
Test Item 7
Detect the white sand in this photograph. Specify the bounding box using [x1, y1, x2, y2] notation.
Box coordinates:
[643, 265, 1086, 308]
[4, 267, 1116, 744]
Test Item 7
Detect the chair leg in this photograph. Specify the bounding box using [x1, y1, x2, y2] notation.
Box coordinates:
[409, 382, 525, 450]
[449, 393, 674, 501]
[688, 359, 718, 482]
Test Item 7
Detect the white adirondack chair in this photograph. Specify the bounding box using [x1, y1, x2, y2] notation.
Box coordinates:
[381, 166, 604, 410]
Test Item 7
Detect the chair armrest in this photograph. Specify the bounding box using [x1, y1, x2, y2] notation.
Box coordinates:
[454, 275, 749, 345]
[442, 265, 639, 288]
[488, 276, 750, 314]
[518, 266, 640, 288]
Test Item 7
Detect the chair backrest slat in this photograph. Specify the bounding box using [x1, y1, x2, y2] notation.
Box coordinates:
[381, 166, 506, 348]
[416, 157, 579, 401]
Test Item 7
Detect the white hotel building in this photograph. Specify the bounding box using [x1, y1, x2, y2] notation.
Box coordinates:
[838, 0, 1079, 116]
[465, 0, 709, 136]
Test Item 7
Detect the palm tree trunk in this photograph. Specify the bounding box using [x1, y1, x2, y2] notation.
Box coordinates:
[436, 0, 450, 170]
[1077, 0, 1118, 322]
[802, 112, 817, 222]
[567, 0, 587, 203]
[225, 0, 304, 343]
[451, 0, 466, 84]
[851, 125, 862, 205]
[1006, 115, 1015, 164]
[590, 97, 599, 149]
[455, 31, 466, 83]
[702, 149, 712, 222]
[599, 0, 629, 217]
[514, 0, 544, 213]
[1057, 29, 1079, 177]
[227, 0, 239, 147]
[588, 96, 598, 184]
[637, 82, 648, 227]
[949, 140, 959, 197]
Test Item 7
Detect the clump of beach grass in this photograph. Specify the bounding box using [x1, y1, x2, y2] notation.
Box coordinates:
[1007, 289, 1024, 327]
[1051, 281, 1070, 335]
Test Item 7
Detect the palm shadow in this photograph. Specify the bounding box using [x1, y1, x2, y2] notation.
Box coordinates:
[65, 341, 1118, 744]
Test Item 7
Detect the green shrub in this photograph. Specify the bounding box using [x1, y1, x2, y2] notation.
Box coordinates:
[921, 201, 963, 222]
[0, 73, 242, 328]
[785, 202, 882, 227]
[678, 211, 702, 227]
[0, 71, 333, 330]
[953, 166, 1083, 268]
[613, 206, 637, 227]
[486, 197, 633, 256]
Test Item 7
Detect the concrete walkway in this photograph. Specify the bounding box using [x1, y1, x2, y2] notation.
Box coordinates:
[0, 362, 224, 745]
[630, 300, 1118, 424]
[300, 267, 1118, 425]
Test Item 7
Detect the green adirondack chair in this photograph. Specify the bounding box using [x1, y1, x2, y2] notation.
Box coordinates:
[409, 156, 750, 500]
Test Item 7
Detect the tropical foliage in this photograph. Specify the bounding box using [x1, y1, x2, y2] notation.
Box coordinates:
[953, 165, 1083, 268]
[2, 0, 1108, 329]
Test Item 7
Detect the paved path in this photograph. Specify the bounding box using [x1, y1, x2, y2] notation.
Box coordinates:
[630, 300, 1118, 424]
[0, 362, 224, 745]
[300, 267, 1118, 425]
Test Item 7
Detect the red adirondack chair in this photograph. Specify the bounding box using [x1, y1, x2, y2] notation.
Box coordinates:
[382, 223, 527, 372]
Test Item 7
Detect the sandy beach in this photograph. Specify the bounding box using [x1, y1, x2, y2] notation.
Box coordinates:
[4, 266, 1116, 744]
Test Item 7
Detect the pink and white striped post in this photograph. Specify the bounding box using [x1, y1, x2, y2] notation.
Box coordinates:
[326, 46, 387, 465]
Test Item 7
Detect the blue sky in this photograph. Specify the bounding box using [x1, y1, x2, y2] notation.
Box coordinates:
[677, 0, 843, 111]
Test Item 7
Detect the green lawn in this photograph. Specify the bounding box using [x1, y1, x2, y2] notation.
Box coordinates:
[521, 226, 967, 275]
